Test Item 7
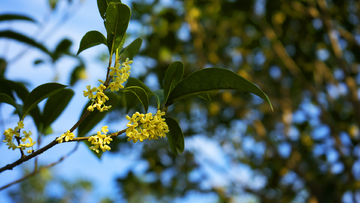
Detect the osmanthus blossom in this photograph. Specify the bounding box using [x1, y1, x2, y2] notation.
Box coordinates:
[56, 130, 75, 143]
[126, 110, 169, 143]
[2, 121, 36, 154]
[88, 126, 113, 153]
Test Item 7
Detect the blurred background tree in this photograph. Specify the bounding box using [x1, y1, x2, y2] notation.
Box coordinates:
[112, 0, 360, 202]
[2, 0, 360, 202]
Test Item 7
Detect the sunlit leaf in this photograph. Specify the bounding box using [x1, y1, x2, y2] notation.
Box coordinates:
[97, 0, 122, 20]
[105, 3, 131, 54]
[166, 67, 273, 111]
[22, 83, 66, 120]
[77, 30, 107, 55]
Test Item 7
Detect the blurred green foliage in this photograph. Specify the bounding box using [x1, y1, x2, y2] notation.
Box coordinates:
[111, 0, 360, 202]
[7, 166, 93, 203]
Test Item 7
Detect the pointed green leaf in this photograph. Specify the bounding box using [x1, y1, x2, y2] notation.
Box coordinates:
[0, 79, 42, 128]
[0, 93, 22, 118]
[0, 14, 36, 23]
[78, 92, 120, 137]
[123, 78, 153, 113]
[166, 67, 273, 111]
[122, 86, 149, 113]
[0, 30, 52, 58]
[119, 38, 142, 61]
[22, 83, 66, 120]
[97, 0, 122, 20]
[105, 3, 131, 54]
[42, 89, 74, 131]
[164, 61, 184, 102]
[164, 116, 184, 155]
[77, 30, 107, 55]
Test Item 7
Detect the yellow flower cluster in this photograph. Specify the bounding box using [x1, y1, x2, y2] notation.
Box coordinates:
[88, 126, 113, 153]
[108, 58, 132, 91]
[56, 130, 75, 143]
[86, 83, 112, 112]
[83, 58, 133, 112]
[3, 121, 36, 154]
[126, 110, 169, 143]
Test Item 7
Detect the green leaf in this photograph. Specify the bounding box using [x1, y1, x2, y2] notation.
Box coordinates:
[0, 93, 22, 118]
[0, 79, 42, 129]
[152, 89, 164, 110]
[105, 3, 131, 54]
[77, 30, 107, 55]
[0, 80, 15, 100]
[97, 0, 122, 20]
[166, 67, 273, 111]
[164, 116, 184, 155]
[122, 86, 149, 113]
[164, 61, 184, 102]
[42, 89, 74, 131]
[53, 38, 72, 60]
[123, 78, 153, 113]
[0, 79, 28, 101]
[43, 126, 53, 136]
[119, 38, 142, 61]
[22, 83, 67, 120]
[0, 14, 36, 23]
[78, 92, 120, 137]
[0, 30, 52, 58]
[198, 93, 212, 103]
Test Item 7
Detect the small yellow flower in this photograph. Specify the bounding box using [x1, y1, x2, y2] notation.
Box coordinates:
[88, 126, 112, 153]
[17, 121, 24, 129]
[56, 130, 75, 143]
[83, 85, 97, 99]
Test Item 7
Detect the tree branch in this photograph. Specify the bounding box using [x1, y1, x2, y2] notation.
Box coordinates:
[0, 129, 127, 173]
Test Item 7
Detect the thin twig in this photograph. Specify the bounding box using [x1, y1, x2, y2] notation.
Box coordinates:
[0, 129, 127, 173]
